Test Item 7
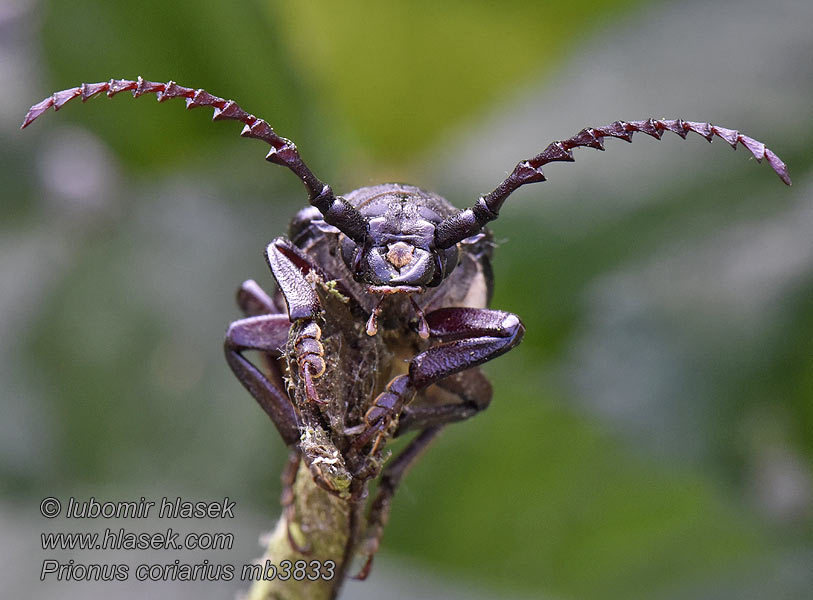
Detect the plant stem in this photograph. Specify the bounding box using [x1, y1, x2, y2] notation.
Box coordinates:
[244, 461, 362, 600]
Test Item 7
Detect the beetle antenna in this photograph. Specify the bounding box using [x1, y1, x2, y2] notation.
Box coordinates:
[434, 119, 792, 249]
[22, 77, 369, 244]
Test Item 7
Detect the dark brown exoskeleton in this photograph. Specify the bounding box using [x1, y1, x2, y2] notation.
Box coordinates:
[23, 78, 792, 580]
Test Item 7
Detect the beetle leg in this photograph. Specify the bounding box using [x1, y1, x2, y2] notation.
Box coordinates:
[349, 308, 522, 575]
[225, 315, 337, 496]
[237, 279, 277, 316]
[415, 306, 524, 377]
[294, 322, 328, 405]
[235, 279, 289, 390]
[229, 274, 344, 496]
[396, 368, 492, 435]
[352, 375, 414, 455]
[265, 237, 329, 404]
[353, 426, 442, 580]
[353, 307, 523, 453]
[265, 238, 322, 321]
[224, 313, 300, 445]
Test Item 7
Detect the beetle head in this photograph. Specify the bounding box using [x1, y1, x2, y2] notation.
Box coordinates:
[339, 189, 459, 291]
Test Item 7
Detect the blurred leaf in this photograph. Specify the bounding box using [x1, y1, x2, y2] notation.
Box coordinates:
[386, 363, 764, 600]
[271, 0, 646, 162]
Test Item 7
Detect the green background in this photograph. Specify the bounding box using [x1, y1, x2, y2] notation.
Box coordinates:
[4, 0, 812, 598]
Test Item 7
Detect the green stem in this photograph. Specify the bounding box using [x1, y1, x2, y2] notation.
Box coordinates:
[245, 462, 363, 600]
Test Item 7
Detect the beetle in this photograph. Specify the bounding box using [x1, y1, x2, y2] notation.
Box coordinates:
[22, 77, 791, 579]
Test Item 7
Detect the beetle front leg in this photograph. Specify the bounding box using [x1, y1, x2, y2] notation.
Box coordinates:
[348, 308, 522, 576]
[265, 237, 328, 405]
[237, 278, 279, 317]
[353, 307, 524, 453]
[225, 242, 329, 442]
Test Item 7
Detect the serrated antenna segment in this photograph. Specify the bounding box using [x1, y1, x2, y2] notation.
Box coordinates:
[240, 119, 288, 150]
[24, 78, 276, 146]
[81, 82, 109, 100]
[211, 100, 249, 122]
[21, 77, 370, 242]
[435, 117, 792, 249]
[52, 88, 80, 110]
[185, 89, 221, 110]
[23, 78, 293, 158]
[522, 118, 791, 185]
[106, 79, 137, 97]
[133, 77, 164, 98]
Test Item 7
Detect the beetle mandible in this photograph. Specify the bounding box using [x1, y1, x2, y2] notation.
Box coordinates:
[22, 77, 792, 579]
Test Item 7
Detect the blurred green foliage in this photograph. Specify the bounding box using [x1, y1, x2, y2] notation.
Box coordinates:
[271, 0, 642, 162]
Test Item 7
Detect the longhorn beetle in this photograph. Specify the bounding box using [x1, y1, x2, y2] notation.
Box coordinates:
[23, 78, 791, 580]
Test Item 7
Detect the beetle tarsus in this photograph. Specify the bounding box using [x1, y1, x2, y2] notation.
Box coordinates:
[294, 322, 327, 404]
